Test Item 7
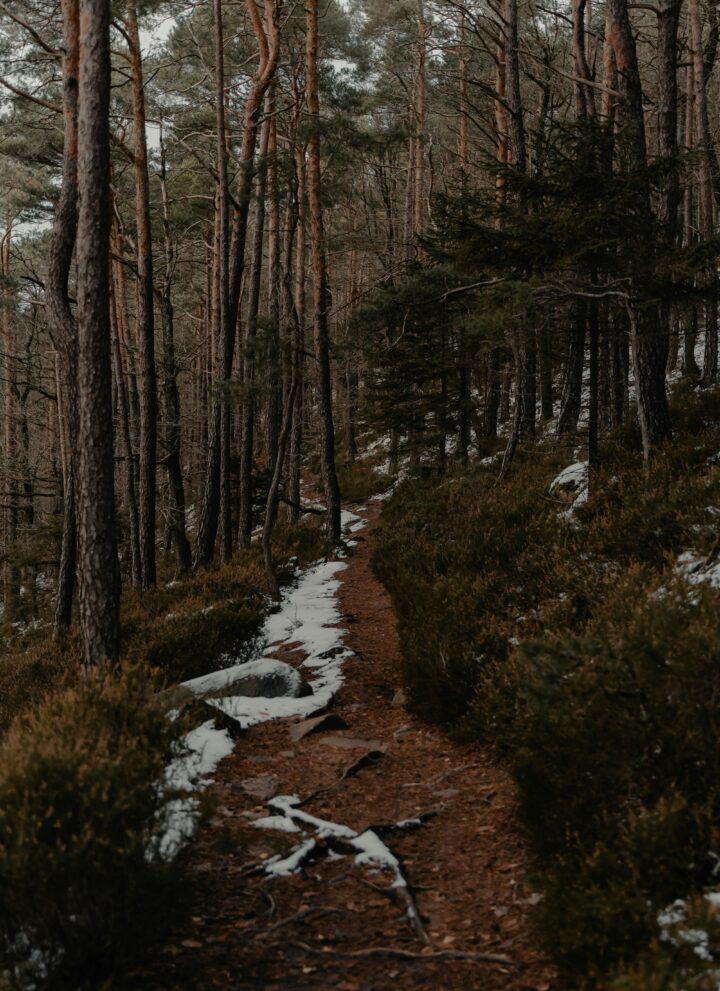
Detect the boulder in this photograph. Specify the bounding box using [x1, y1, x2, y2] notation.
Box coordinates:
[182, 658, 313, 701]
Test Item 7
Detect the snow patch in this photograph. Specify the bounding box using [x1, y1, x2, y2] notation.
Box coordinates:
[155, 720, 235, 859]
[676, 551, 720, 590]
[158, 509, 369, 855]
[253, 815, 301, 834]
[260, 795, 409, 889]
[550, 461, 589, 520]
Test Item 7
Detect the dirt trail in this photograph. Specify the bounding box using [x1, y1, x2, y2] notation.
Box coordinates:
[130, 504, 556, 991]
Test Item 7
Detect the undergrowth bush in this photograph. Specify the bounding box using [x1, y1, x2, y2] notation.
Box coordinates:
[120, 554, 268, 684]
[0, 667, 189, 990]
[372, 388, 720, 987]
[0, 636, 77, 739]
[336, 459, 383, 502]
[1, 523, 323, 735]
[271, 517, 326, 565]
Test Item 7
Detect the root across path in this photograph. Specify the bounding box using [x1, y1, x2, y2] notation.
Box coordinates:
[130, 504, 557, 991]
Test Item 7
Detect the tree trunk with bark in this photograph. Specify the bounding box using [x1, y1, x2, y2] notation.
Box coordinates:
[45, 0, 79, 632]
[306, 0, 342, 544]
[607, 0, 672, 463]
[127, 0, 157, 588]
[75, 0, 119, 667]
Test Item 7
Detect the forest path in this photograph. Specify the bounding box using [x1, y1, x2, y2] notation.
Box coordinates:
[130, 503, 556, 991]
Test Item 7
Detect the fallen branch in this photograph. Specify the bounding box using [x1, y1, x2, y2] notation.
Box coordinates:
[287, 940, 513, 965]
[279, 496, 326, 516]
[403, 763, 481, 789]
[254, 906, 346, 941]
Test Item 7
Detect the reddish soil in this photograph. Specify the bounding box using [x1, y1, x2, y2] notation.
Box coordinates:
[129, 504, 557, 991]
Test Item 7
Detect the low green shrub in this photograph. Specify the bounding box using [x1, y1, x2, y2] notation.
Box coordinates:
[608, 893, 720, 990]
[486, 582, 720, 978]
[271, 517, 326, 567]
[372, 394, 720, 987]
[123, 595, 264, 683]
[0, 637, 76, 740]
[336, 459, 384, 502]
[0, 667, 189, 990]
[120, 555, 267, 683]
[372, 460, 566, 724]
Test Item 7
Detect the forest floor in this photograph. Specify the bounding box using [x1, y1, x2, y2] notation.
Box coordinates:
[128, 503, 557, 991]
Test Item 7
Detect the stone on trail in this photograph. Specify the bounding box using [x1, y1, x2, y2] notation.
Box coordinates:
[339, 749, 386, 780]
[289, 712, 349, 742]
[182, 658, 314, 702]
[240, 774, 281, 801]
[319, 735, 383, 751]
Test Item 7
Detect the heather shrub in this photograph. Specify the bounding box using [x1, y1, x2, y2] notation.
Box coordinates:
[336, 459, 383, 502]
[0, 637, 76, 739]
[271, 516, 326, 566]
[373, 396, 720, 986]
[372, 457, 572, 724]
[491, 582, 720, 977]
[607, 893, 720, 991]
[123, 596, 264, 682]
[120, 555, 267, 682]
[0, 668, 189, 990]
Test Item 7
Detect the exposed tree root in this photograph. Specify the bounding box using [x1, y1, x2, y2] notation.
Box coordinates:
[285, 940, 513, 965]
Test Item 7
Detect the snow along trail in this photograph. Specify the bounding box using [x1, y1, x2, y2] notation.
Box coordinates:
[157, 509, 368, 857]
[259, 795, 407, 886]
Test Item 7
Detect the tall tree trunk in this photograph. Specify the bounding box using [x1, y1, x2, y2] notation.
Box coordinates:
[158, 128, 192, 574]
[76, 0, 119, 667]
[214, 0, 233, 565]
[263, 374, 299, 601]
[457, 10, 469, 200]
[264, 107, 282, 472]
[571, 0, 595, 117]
[558, 301, 586, 434]
[288, 143, 307, 523]
[127, 0, 157, 588]
[306, 0, 342, 544]
[1, 225, 19, 622]
[46, 0, 79, 633]
[682, 61, 701, 377]
[195, 0, 281, 567]
[110, 286, 142, 585]
[504, 0, 534, 450]
[414, 0, 427, 252]
[238, 105, 272, 549]
[607, 0, 672, 463]
[688, 0, 718, 381]
[656, 0, 682, 388]
[539, 324, 554, 419]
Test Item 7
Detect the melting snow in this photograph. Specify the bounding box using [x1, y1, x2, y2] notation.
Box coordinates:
[155, 720, 235, 859]
[261, 794, 410, 888]
[676, 551, 720, 589]
[550, 461, 589, 493]
[550, 461, 589, 520]
[158, 510, 368, 856]
[253, 815, 301, 834]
